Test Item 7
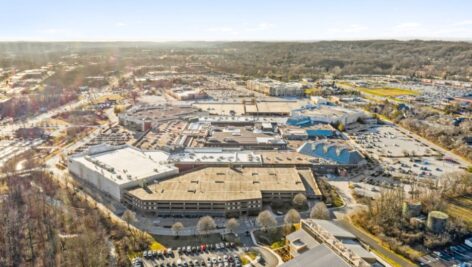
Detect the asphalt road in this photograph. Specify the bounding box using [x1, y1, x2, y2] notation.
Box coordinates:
[337, 220, 417, 267]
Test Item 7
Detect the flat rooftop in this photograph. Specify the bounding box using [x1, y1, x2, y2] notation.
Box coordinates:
[121, 104, 199, 121]
[260, 151, 313, 165]
[70, 145, 177, 185]
[127, 167, 305, 202]
[194, 103, 246, 116]
[170, 148, 262, 164]
[281, 244, 350, 267]
[299, 105, 363, 118]
[198, 115, 288, 124]
[308, 219, 357, 239]
[252, 101, 301, 114]
[208, 126, 286, 146]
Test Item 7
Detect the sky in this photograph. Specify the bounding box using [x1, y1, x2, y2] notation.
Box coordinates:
[0, 0, 471, 41]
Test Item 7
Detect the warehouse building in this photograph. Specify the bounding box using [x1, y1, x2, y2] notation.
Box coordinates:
[123, 167, 306, 217]
[68, 144, 179, 200]
[246, 78, 305, 96]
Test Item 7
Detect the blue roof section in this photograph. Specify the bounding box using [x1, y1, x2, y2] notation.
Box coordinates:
[306, 129, 334, 137]
[297, 141, 363, 165]
[287, 116, 312, 127]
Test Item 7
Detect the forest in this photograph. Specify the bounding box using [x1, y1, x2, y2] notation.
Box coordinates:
[1, 41, 472, 81]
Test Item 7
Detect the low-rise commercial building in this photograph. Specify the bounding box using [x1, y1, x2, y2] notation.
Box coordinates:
[205, 126, 287, 150]
[118, 104, 199, 131]
[283, 219, 376, 267]
[280, 124, 336, 140]
[167, 87, 208, 100]
[123, 167, 306, 217]
[68, 144, 178, 200]
[298, 141, 365, 166]
[246, 78, 305, 96]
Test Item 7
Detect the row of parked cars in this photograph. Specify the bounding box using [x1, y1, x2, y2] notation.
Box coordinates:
[432, 244, 472, 264]
[144, 248, 175, 259]
[176, 242, 236, 255]
[170, 254, 242, 267]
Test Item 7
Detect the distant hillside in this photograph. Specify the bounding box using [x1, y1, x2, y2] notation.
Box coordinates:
[1, 40, 471, 80]
[207, 40, 472, 81]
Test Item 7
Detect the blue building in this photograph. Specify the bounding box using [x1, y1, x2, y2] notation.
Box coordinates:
[287, 115, 313, 127]
[297, 141, 364, 165]
[305, 126, 336, 138]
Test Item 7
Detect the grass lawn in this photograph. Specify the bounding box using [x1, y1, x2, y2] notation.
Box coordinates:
[95, 93, 124, 103]
[254, 225, 296, 247]
[336, 81, 355, 89]
[447, 195, 472, 230]
[150, 241, 166, 250]
[371, 248, 403, 267]
[152, 233, 225, 248]
[239, 250, 258, 265]
[357, 87, 418, 97]
[270, 240, 285, 250]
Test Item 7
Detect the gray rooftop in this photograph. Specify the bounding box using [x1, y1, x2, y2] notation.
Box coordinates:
[310, 219, 357, 239]
[281, 244, 350, 267]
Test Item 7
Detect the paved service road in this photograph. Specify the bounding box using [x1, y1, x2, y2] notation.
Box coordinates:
[337, 220, 416, 267]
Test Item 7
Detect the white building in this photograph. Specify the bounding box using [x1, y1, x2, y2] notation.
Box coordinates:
[246, 78, 305, 97]
[68, 144, 178, 200]
[293, 105, 366, 125]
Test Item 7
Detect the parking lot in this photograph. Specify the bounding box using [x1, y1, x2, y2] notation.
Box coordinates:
[132, 242, 247, 267]
[349, 124, 466, 180]
[349, 125, 440, 157]
[419, 243, 472, 267]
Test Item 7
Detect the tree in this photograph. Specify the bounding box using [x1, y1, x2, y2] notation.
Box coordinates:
[122, 209, 136, 230]
[256, 210, 277, 232]
[284, 209, 301, 225]
[225, 218, 239, 234]
[172, 222, 184, 237]
[310, 202, 330, 220]
[292, 193, 307, 207]
[197, 216, 216, 236]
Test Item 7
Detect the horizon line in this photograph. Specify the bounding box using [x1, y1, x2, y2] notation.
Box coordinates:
[0, 37, 471, 43]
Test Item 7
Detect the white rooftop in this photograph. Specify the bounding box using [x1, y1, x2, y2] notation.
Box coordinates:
[170, 148, 262, 164]
[198, 115, 287, 124]
[70, 144, 177, 185]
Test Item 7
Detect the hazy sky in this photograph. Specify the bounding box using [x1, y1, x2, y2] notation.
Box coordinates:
[1, 0, 471, 41]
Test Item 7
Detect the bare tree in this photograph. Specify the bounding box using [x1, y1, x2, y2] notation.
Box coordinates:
[292, 193, 307, 207]
[310, 202, 330, 220]
[284, 209, 301, 225]
[197, 216, 216, 236]
[121, 209, 136, 230]
[172, 222, 184, 237]
[256, 210, 277, 232]
[225, 218, 240, 234]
